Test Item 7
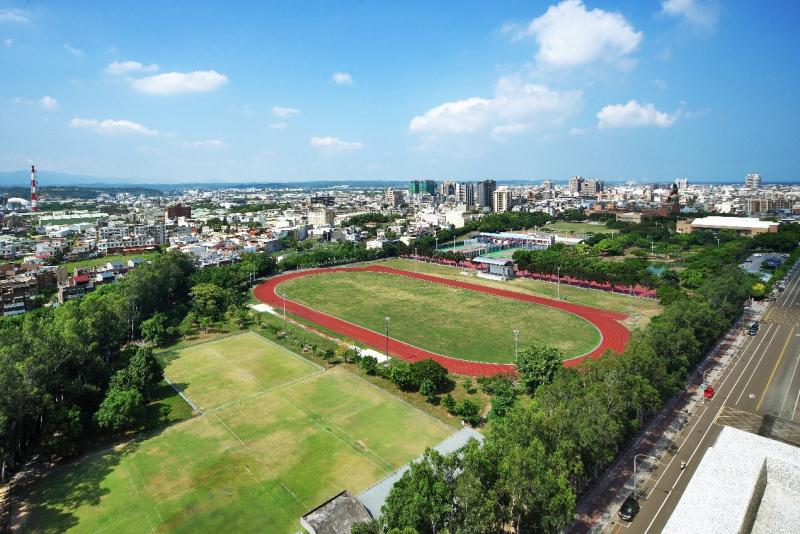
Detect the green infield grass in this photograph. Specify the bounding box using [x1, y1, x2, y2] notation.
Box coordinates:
[158, 331, 321, 412]
[277, 271, 601, 363]
[19, 335, 454, 533]
[377, 258, 661, 328]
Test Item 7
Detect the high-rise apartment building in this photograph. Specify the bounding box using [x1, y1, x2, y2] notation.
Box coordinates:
[569, 176, 583, 194]
[407, 179, 437, 196]
[676, 178, 689, 190]
[581, 179, 604, 197]
[492, 189, 512, 213]
[745, 173, 762, 189]
[457, 183, 475, 206]
[476, 180, 497, 209]
[385, 189, 404, 207]
[439, 181, 457, 197]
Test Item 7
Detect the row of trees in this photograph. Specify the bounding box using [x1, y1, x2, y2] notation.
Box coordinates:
[513, 244, 657, 288]
[0, 251, 197, 481]
[375, 260, 753, 533]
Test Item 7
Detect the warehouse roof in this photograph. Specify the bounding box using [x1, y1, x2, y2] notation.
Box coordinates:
[690, 216, 777, 231]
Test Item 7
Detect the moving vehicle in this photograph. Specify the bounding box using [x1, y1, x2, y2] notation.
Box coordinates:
[619, 495, 640, 522]
[747, 322, 760, 336]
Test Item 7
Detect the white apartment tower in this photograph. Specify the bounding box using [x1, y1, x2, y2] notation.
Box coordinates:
[745, 173, 762, 189]
[492, 189, 512, 213]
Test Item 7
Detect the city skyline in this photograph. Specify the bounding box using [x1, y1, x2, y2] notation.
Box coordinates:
[1, 1, 798, 183]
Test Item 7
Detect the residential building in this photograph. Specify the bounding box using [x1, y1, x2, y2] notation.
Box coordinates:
[457, 183, 475, 206]
[476, 180, 497, 209]
[407, 179, 436, 197]
[385, 189, 404, 207]
[569, 176, 584, 194]
[165, 204, 192, 221]
[308, 208, 336, 228]
[492, 189, 512, 213]
[745, 173, 763, 189]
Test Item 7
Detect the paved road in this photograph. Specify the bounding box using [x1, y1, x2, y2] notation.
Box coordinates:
[607, 264, 800, 534]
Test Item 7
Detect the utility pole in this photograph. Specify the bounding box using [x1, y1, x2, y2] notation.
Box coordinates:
[384, 316, 391, 358]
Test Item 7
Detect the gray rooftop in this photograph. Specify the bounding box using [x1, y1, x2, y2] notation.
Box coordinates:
[300, 490, 372, 534]
[471, 256, 513, 266]
[357, 427, 484, 518]
[663, 426, 800, 534]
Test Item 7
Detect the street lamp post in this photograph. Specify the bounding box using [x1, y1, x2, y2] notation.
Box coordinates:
[384, 316, 391, 358]
[557, 266, 561, 300]
[633, 454, 656, 498]
[283, 297, 287, 332]
[513, 329, 519, 359]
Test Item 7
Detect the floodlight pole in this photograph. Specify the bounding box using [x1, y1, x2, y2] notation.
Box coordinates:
[385, 316, 391, 358]
[283, 297, 287, 332]
[513, 329, 519, 359]
[634, 454, 656, 498]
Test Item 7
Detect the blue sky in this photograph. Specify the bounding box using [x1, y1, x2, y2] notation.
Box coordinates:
[0, 0, 798, 183]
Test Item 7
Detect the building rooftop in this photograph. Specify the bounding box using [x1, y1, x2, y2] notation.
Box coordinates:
[690, 216, 777, 230]
[663, 426, 800, 534]
[300, 490, 372, 534]
[357, 427, 483, 518]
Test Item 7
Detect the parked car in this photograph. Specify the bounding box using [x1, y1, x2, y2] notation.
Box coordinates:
[619, 495, 640, 522]
[747, 322, 760, 336]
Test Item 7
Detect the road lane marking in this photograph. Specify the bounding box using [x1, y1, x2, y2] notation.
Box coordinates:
[780, 349, 800, 417]
[756, 325, 796, 412]
[735, 324, 780, 405]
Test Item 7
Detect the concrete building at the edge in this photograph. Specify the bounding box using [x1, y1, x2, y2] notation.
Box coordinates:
[676, 216, 779, 236]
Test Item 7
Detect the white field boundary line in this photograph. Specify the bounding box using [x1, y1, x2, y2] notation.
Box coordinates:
[205, 369, 326, 415]
[210, 411, 307, 509]
[163, 375, 204, 415]
[279, 392, 395, 473]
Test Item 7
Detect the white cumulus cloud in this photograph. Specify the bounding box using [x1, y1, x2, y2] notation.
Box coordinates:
[597, 100, 677, 129]
[331, 71, 353, 85]
[269, 122, 288, 129]
[63, 43, 83, 56]
[131, 70, 228, 95]
[514, 0, 643, 69]
[310, 136, 363, 151]
[40, 96, 58, 110]
[661, 0, 719, 30]
[271, 106, 301, 118]
[409, 76, 582, 137]
[104, 60, 159, 75]
[69, 117, 159, 136]
[0, 9, 28, 23]
[178, 139, 226, 149]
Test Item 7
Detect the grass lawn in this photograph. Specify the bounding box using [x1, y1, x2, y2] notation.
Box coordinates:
[277, 271, 600, 363]
[542, 221, 609, 235]
[377, 258, 662, 328]
[19, 337, 454, 533]
[158, 331, 322, 412]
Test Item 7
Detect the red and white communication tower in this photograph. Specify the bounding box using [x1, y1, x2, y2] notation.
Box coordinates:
[30, 164, 39, 212]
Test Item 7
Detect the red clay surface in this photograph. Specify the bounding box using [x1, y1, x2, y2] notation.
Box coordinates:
[254, 266, 630, 376]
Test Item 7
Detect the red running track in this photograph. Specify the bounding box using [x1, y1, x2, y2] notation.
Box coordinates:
[254, 266, 630, 376]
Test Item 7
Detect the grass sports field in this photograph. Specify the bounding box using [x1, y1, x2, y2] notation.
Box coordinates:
[277, 271, 600, 363]
[20, 333, 454, 533]
[379, 258, 662, 327]
[543, 221, 609, 235]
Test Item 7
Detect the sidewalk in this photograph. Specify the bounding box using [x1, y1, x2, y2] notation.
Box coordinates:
[567, 301, 765, 533]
